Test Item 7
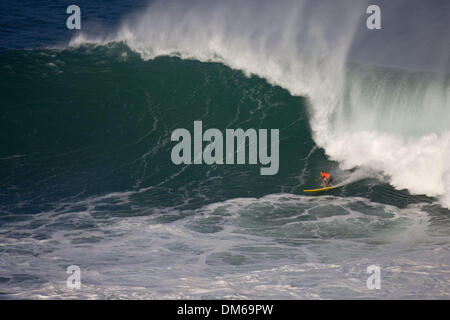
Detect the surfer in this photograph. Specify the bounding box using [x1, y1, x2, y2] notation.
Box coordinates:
[319, 171, 333, 187]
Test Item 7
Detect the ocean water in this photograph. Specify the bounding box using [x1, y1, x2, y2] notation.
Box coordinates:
[0, 0, 449, 299]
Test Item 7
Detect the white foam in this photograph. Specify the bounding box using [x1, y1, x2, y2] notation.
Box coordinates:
[326, 131, 450, 206]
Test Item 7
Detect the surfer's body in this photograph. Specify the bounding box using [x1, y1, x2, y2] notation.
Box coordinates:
[304, 171, 337, 192]
[319, 171, 333, 187]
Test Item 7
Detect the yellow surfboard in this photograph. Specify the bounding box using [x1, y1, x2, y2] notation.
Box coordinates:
[304, 186, 338, 193]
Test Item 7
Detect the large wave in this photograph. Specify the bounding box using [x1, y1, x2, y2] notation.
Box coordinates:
[70, 0, 450, 207]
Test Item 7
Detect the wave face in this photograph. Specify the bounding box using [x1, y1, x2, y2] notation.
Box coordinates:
[1, 0, 450, 299]
[71, 0, 450, 207]
[1, 45, 318, 214]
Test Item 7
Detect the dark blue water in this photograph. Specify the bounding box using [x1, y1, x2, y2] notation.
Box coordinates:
[0, 0, 149, 49]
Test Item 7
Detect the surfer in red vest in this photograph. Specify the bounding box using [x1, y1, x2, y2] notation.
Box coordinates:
[319, 171, 333, 187]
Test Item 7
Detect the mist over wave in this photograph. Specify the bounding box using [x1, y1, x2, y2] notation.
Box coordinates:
[69, 0, 450, 207]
